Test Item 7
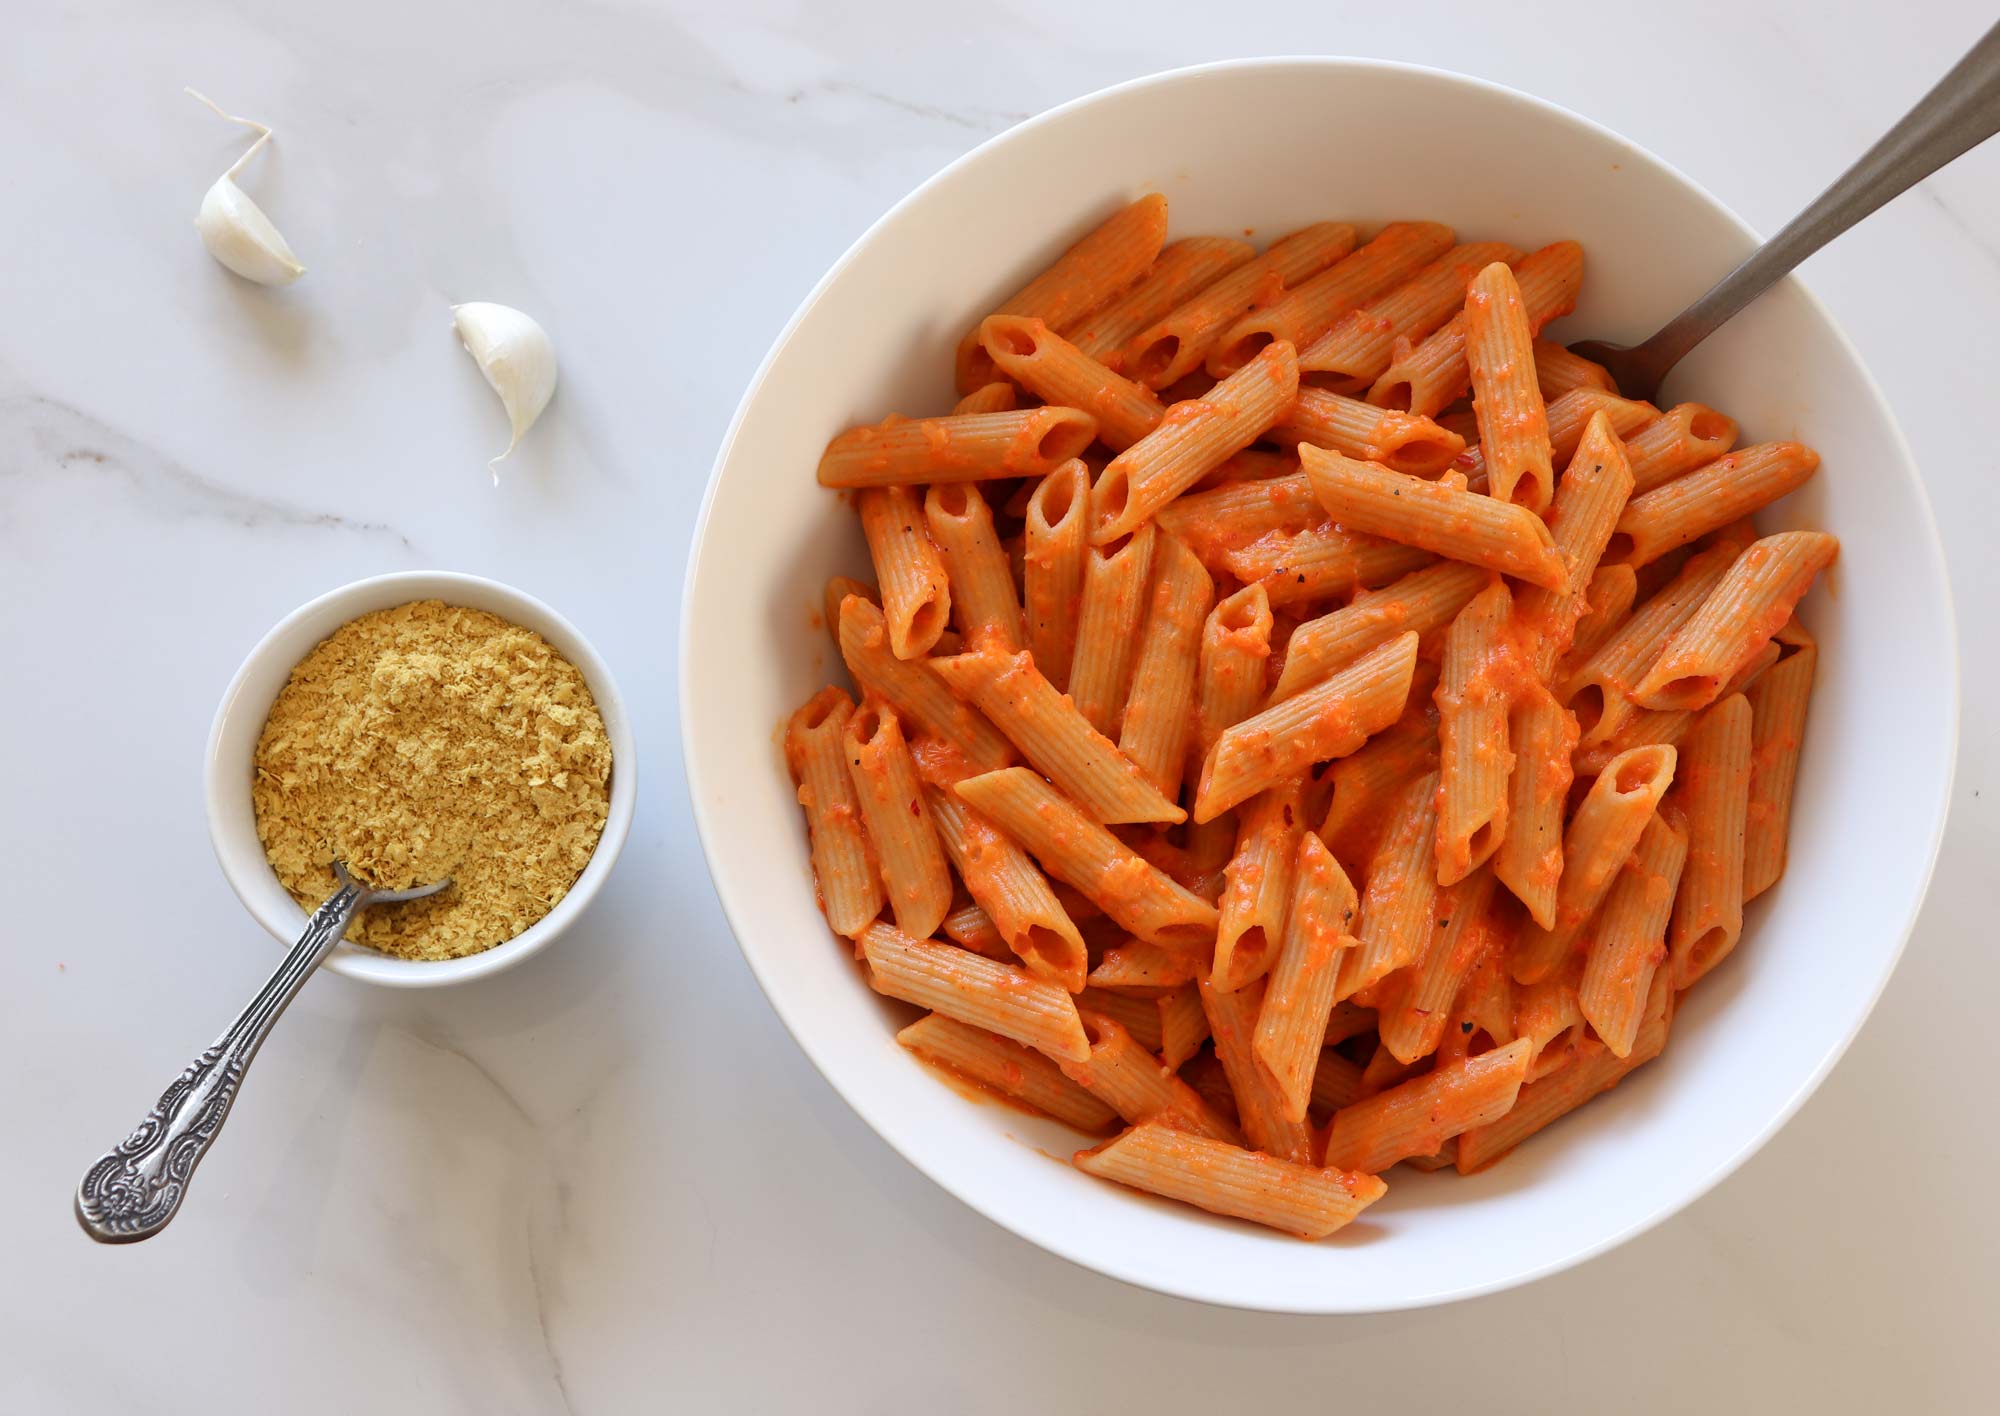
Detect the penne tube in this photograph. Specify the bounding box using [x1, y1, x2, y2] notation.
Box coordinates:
[1623, 403, 1740, 494]
[1177, 1049, 1239, 1123]
[1155, 471, 1320, 567]
[1514, 411, 1636, 680]
[1022, 458, 1090, 691]
[1088, 938, 1200, 993]
[926, 785, 1088, 992]
[1559, 541, 1740, 755]
[784, 687, 884, 938]
[1254, 832, 1362, 1119]
[1272, 561, 1488, 704]
[1532, 338, 1617, 399]
[1158, 981, 1211, 1068]
[1068, 520, 1157, 737]
[1269, 387, 1467, 477]
[1318, 701, 1439, 865]
[931, 645, 1184, 824]
[1579, 814, 1687, 1057]
[844, 701, 953, 940]
[953, 768, 1218, 947]
[837, 595, 1013, 775]
[1374, 866, 1497, 1064]
[1300, 241, 1523, 387]
[925, 482, 1026, 652]
[1558, 564, 1639, 681]
[1571, 705, 1693, 779]
[955, 193, 1169, 391]
[897, 1014, 1117, 1132]
[1194, 631, 1420, 822]
[822, 575, 876, 650]
[1193, 446, 1300, 491]
[1118, 534, 1215, 801]
[941, 898, 1014, 961]
[1454, 388, 1657, 489]
[1077, 986, 1167, 1053]
[1092, 342, 1301, 545]
[1061, 1012, 1245, 1144]
[1435, 580, 1516, 885]
[1365, 240, 1584, 415]
[1608, 442, 1821, 567]
[978, 315, 1165, 450]
[1323, 1038, 1531, 1173]
[1301, 445, 1568, 590]
[1464, 261, 1555, 509]
[1743, 630, 1818, 901]
[1669, 693, 1755, 988]
[1122, 222, 1358, 388]
[1200, 977, 1317, 1163]
[1335, 769, 1442, 1001]
[818, 407, 1100, 488]
[861, 921, 1090, 1062]
[1213, 780, 1308, 992]
[951, 381, 1018, 416]
[1515, 963, 1586, 1078]
[1074, 1120, 1385, 1239]
[1310, 1046, 1368, 1116]
[1193, 585, 1275, 768]
[1068, 236, 1259, 363]
[1512, 743, 1678, 984]
[1221, 524, 1434, 608]
[1492, 685, 1579, 927]
[1206, 220, 1456, 376]
[1633, 532, 1839, 711]
[859, 486, 950, 659]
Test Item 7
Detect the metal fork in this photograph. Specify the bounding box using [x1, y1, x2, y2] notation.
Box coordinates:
[74, 863, 449, 1243]
[1571, 19, 2000, 401]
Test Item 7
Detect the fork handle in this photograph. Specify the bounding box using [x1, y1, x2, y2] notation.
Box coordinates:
[73, 879, 367, 1243]
[1635, 19, 2000, 372]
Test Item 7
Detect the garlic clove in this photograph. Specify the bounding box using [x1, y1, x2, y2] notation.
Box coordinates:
[196, 176, 305, 285]
[451, 302, 558, 483]
[187, 89, 305, 286]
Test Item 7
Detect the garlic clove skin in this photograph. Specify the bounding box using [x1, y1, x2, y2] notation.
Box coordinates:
[451, 302, 558, 482]
[196, 175, 305, 285]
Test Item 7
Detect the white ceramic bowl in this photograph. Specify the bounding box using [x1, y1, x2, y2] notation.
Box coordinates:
[682, 59, 1957, 1311]
[207, 570, 636, 987]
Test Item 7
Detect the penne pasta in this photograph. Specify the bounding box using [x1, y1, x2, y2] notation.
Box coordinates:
[784, 687, 884, 938]
[844, 700, 953, 940]
[978, 315, 1165, 450]
[1513, 411, 1636, 680]
[859, 486, 951, 660]
[925, 482, 1026, 652]
[897, 1014, 1117, 1132]
[1200, 977, 1317, 1163]
[1578, 814, 1687, 1057]
[1532, 338, 1617, 399]
[1335, 769, 1442, 1001]
[953, 768, 1218, 947]
[860, 922, 1090, 1063]
[931, 645, 1185, 824]
[1068, 521, 1157, 737]
[1254, 832, 1363, 1119]
[1492, 684, 1579, 927]
[1212, 779, 1308, 992]
[1074, 1121, 1385, 1239]
[1269, 387, 1466, 477]
[941, 897, 1014, 961]
[956, 193, 1169, 391]
[1743, 627, 1817, 901]
[1077, 986, 1168, 1053]
[1311, 1046, 1368, 1116]
[1299, 241, 1523, 388]
[1061, 1012, 1245, 1144]
[1633, 532, 1838, 711]
[1454, 388, 1657, 489]
[951, 381, 1018, 416]
[819, 407, 1100, 488]
[1206, 220, 1456, 376]
[1092, 342, 1301, 544]
[1558, 563, 1640, 682]
[1154, 471, 1320, 567]
[926, 785, 1088, 993]
[1122, 222, 1358, 388]
[1608, 442, 1821, 567]
[1623, 403, 1740, 494]
[1464, 261, 1555, 509]
[1068, 236, 1259, 363]
[1021, 458, 1090, 691]
[1669, 693, 1755, 988]
[837, 595, 1014, 775]
[1089, 937, 1202, 992]
[1221, 524, 1434, 607]
[1271, 560, 1488, 704]
[1374, 866, 1498, 1064]
[1118, 534, 1215, 801]
[1187, 584, 1276, 876]
[1158, 981, 1212, 1068]
[1512, 743, 1678, 984]
[1301, 445, 1568, 590]
[822, 575, 877, 649]
[1435, 580, 1516, 885]
[1194, 631, 1419, 822]
[1323, 1038, 1532, 1173]
[1318, 697, 1440, 865]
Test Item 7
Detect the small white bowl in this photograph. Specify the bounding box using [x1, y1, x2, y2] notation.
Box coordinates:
[206, 570, 636, 987]
[683, 59, 1957, 1311]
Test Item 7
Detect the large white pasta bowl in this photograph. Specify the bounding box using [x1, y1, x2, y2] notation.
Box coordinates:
[681, 59, 1956, 1312]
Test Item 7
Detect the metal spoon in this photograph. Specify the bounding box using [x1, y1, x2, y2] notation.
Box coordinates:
[74, 863, 449, 1243]
[1571, 19, 2000, 401]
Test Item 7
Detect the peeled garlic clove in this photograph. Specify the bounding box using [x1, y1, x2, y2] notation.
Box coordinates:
[187, 89, 304, 286]
[196, 176, 305, 285]
[452, 303, 558, 482]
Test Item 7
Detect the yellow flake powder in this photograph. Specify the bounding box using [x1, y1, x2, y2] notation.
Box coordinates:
[251, 600, 612, 960]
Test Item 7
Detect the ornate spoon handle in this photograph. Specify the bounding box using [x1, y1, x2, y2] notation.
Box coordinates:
[75, 865, 446, 1243]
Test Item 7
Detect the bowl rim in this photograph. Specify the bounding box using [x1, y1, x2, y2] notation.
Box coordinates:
[206, 568, 638, 989]
[679, 55, 1960, 1311]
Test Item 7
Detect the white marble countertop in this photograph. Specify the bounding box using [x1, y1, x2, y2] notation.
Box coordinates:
[4, 2, 1995, 1409]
